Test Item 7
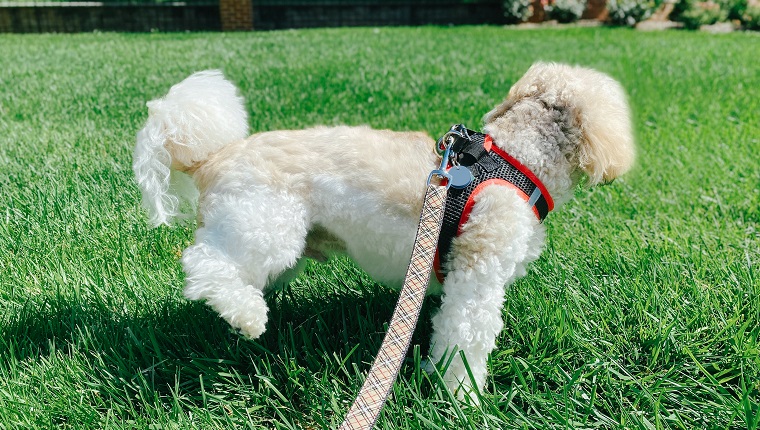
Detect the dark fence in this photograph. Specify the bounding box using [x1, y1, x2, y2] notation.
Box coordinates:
[254, 0, 506, 30]
[0, 1, 220, 32]
[0, 0, 508, 33]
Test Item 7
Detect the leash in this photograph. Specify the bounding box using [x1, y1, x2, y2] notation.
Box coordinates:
[338, 142, 454, 430]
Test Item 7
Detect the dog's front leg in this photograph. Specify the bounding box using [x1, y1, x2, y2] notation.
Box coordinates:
[427, 186, 542, 402]
[428, 257, 508, 402]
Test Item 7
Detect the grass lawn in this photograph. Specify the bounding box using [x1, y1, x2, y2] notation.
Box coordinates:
[0, 26, 758, 429]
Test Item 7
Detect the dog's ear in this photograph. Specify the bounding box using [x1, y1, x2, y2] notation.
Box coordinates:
[485, 63, 635, 186]
[570, 65, 635, 186]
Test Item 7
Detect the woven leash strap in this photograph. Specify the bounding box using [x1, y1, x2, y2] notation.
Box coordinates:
[339, 183, 448, 430]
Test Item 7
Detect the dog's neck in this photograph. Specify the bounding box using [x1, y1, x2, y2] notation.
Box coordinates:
[483, 100, 582, 208]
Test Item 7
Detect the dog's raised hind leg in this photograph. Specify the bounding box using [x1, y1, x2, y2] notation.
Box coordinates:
[181, 190, 309, 339]
[182, 242, 271, 339]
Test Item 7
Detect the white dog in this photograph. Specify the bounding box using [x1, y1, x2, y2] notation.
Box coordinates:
[133, 63, 634, 399]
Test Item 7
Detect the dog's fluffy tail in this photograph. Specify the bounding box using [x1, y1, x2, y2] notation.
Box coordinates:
[133, 70, 249, 227]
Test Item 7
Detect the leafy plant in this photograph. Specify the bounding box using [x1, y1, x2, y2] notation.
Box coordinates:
[607, 0, 660, 25]
[741, 4, 760, 29]
[678, 2, 727, 29]
[717, 0, 747, 19]
[545, 0, 588, 22]
[503, 0, 534, 23]
[671, 0, 729, 29]
[669, 0, 695, 21]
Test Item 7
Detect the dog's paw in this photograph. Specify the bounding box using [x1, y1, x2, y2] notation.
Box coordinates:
[233, 313, 267, 339]
[425, 357, 482, 405]
[430, 359, 483, 405]
[223, 317, 266, 339]
[442, 375, 481, 405]
[219, 288, 268, 339]
[189, 285, 269, 340]
[454, 384, 481, 406]
[420, 359, 435, 374]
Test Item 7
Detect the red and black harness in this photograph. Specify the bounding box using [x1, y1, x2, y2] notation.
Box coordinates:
[432, 125, 555, 282]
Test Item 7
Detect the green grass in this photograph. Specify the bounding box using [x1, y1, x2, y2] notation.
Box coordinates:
[0, 26, 758, 429]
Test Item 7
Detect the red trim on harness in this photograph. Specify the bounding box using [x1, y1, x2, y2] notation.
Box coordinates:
[488, 139, 554, 211]
[433, 250, 444, 283]
[483, 134, 493, 152]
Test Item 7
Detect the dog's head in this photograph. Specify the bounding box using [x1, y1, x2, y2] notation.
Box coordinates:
[484, 62, 635, 187]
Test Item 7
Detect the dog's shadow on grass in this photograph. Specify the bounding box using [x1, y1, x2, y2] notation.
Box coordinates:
[1, 264, 440, 411]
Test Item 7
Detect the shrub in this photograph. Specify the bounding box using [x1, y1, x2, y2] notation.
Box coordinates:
[607, 0, 660, 25]
[503, 0, 534, 23]
[742, 5, 760, 29]
[545, 0, 588, 22]
[669, 0, 695, 21]
[678, 2, 727, 28]
[717, 0, 747, 19]
[671, 0, 730, 29]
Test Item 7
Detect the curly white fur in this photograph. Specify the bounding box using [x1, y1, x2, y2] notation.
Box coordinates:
[133, 63, 635, 401]
[133, 70, 249, 226]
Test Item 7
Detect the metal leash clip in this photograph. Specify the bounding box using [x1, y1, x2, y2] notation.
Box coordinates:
[435, 124, 470, 156]
[431, 124, 475, 190]
[428, 143, 453, 189]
